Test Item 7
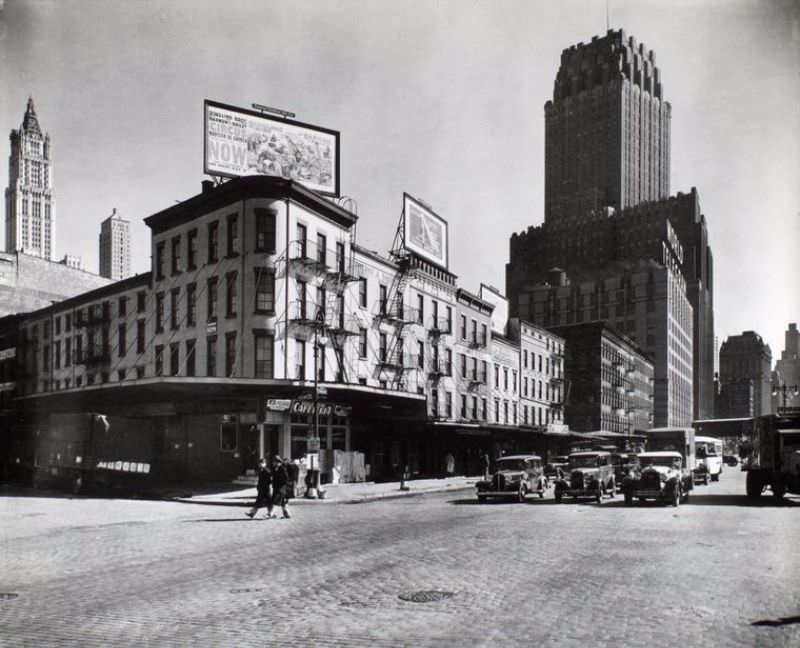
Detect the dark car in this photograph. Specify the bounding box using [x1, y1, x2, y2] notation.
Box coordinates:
[723, 454, 739, 467]
[476, 455, 548, 503]
[554, 451, 616, 503]
[610, 453, 640, 491]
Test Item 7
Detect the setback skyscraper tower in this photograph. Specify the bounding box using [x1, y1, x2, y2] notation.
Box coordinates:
[507, 29, 715, 426]
[99, 208, 131, 280]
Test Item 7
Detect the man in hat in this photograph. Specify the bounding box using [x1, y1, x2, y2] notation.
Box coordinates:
[245, 458, 272, 519]
[270, 455, 292, 519]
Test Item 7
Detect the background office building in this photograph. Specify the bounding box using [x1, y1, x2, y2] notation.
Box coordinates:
[507, 29, 714, 425]
[5, 98, 56, 260]
[99, 209, 132, 280]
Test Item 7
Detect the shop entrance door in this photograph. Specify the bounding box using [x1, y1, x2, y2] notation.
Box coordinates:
[264, 425, 280, 461]
[240, 424, 260, 475]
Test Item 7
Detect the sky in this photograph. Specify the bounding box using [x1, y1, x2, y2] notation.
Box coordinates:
[1, 0, 798, 360]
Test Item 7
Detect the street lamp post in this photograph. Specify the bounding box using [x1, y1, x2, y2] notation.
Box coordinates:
[307, 315, 327, 498]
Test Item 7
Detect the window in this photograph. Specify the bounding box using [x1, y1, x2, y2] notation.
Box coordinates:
[460, 314, 467, 339]
[207, 277, 218, 321]
[482, 398, 488, 421]
[186, 283, 197, 326]
[255, 209, 276, 253]
[137, 291, 146, 313]
[504, 369, 509, 390]
[43, 344, 49, 372]
[155, 241, 165, 279]
[460, 353, 467, 378]
[296, 280, 307, 319]
[379, 332, 387, 362]
[296, 223, 307, 257]
[65, 313, 72, 332]
[118, 297, 127, 318]
[460, 394, 467, 419]
[171, 236, 181, 275]
[431, 389, 439, 417]
[187, 229, 198, 270]
[227, 214, 239, 255]
[481, 323, 487, 346]
[336, 294, 345, 329]
[336, 241, 345, 273]
[316, 233, 327, 266]
[54, 341, 61, 369]
[254, 334, 273, 378]
[445, 392, 453, 418]
[358, 278, 367, 308]
[379, 284, 388, 315]
[136, 319, 145, 354]
[64, 338, 71, 367]
[225, 333, 237, 377]
[523, 350, 528, 369]
[471, 357, 478, 381]
[226, 272, 238, 317]
[318, 344, 326, 382]
[170, 343, 180, 376]
[206, 336, 217, 376]
[186, 339, 196, 377]
[117, 370, 125, 382]
[418, 341, 425, 369]
[254, 268, 275, 313]
[155, 293, 165, 333]
[296, 339, 306, 379]
[170, 288, 180, 330]
[512, 370, 518, 393]
[431, 300, 439, 327]
[471, 319, 477, 344]
[417, 294, 424, 324]
[446, 306, 452, 333]
[446, 349, 452, 375]
[208, 221, 219, 263]
[494, 398, 500, 423]
[471, 396, 479, 420]
[118, 324, 126, 358]
[316, 286, 326, 321]
[155, 345, 164, 376]
[358, 328, 367, 358]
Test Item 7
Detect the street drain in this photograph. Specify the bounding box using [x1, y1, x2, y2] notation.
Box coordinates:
[230, 587, 265, 594]
[398, 590, 454, 603]
[0, 593, 19, 601]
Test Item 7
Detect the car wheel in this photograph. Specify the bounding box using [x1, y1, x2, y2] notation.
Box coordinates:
[538, 479, 545, 498]
[517, 485, 527, 503]
[711, 473, 719, 482]
[671, 484, 680, 507]
[595, 485, 602, 503]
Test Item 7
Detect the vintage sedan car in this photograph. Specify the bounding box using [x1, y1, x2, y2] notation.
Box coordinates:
[544, 455, 569, 481]
[476, 455, 547, 503]
[610, 453, 640, 492]
[621, 451, 689, 507]
[554, 451, 615, 503]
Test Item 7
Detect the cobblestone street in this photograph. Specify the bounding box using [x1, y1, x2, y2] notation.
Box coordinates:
[2, 469, 799, 647]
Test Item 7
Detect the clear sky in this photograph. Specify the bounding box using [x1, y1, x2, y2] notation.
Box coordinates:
[1, 0, 798, 360]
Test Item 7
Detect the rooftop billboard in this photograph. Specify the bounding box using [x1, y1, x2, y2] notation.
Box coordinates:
[403, 193, 448, 270]
[204, 100, 340, 197]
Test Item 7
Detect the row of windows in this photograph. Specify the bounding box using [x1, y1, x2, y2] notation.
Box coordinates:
[155, 209, 277, 280]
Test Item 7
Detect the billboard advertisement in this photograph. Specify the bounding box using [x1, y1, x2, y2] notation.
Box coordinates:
[403, 193, 448, 269]
[204, 100, 340, 197]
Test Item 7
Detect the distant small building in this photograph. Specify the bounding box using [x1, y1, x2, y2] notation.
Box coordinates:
[61, 254, 83, 270]
[717, 331, 772, 417]
[99, 208, 131, 280]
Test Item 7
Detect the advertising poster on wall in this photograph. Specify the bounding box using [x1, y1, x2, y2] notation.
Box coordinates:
[204, 100, 340, 197]
[403, 192, 448, 270]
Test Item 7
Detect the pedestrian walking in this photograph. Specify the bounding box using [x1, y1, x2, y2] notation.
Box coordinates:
[483, 453, 491, 480]
[271, 455, 292, 519]
[245, 458, 272, 519]
[287, 458, 300, 498]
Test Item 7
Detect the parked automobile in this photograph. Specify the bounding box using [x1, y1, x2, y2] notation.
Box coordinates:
[544, 455, 569, 481]
[723, 454, 739, 467]
[610, 453, 640, 492]
[621, 451, 689, 506]
[554, 451, 615, 503]
[476, 455, 548, 503]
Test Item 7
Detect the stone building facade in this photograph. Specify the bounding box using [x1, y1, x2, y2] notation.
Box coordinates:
[717, 331, 772, 417]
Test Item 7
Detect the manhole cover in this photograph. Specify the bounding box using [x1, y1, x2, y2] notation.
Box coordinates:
[398, 590, 454, 603]
[0, 593, 19, 601]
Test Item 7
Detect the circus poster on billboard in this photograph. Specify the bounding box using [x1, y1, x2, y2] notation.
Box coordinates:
[403, 193, 448, 270]
[204, 100, 340, 197]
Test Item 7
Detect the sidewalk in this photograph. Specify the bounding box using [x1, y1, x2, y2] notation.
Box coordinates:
[172, 475, 478, 506]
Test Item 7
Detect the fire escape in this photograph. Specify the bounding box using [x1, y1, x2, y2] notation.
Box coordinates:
[375, 249, 418, 390]
[77, 302, 111, 376]
[283, 235, 360, 383]
[426, 313, 451, 418]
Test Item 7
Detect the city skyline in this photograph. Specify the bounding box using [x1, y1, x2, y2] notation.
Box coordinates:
[1, 0, 797, 358]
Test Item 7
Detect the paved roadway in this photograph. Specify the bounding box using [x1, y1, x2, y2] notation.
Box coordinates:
[1, 468, 799, 647]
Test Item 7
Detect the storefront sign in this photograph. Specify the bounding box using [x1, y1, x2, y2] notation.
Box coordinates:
[290, 400, 351, 418]
[266, 399, 292, 412]
[307, 437, 321, 452]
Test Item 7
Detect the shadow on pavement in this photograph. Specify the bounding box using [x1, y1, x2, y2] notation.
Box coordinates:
[601, 493, 799, 508]
[752, 615, 800, 627]
[450, 496, 574, 506]
[185, 517, 266, 523]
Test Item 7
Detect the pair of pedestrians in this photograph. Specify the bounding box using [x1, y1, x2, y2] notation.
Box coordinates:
[246, 456, 292, 519]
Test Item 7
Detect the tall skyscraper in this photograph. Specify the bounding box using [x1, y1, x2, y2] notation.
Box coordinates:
[545, 30, 670, 223]
[774, 322, 800, 411]
[99, 208, 131, 280]
[507, 29, 716, 426]
[717, 331, 772, 417]
[5, 97, 56, 260]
